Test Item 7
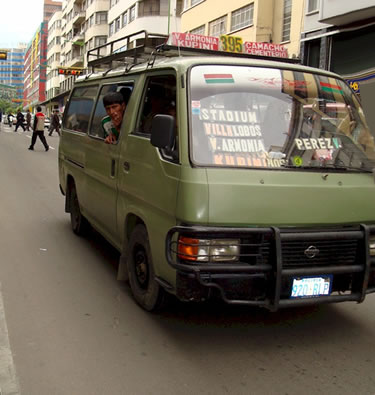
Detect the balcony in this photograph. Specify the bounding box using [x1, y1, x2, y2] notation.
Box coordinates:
[73, 11, 85, 25]
[69, 52, 84, 67]
[319, 0, 375, 26]
[72, 32, 84, 45]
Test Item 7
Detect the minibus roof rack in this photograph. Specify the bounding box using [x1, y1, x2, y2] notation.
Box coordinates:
[87, 30, 300, 72]
[87, 30, 168, 72]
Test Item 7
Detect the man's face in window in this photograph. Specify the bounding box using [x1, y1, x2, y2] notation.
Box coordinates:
[105, 102, 126, 129]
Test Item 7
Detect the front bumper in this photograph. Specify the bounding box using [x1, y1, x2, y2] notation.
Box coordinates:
[166, 224, 375, 311]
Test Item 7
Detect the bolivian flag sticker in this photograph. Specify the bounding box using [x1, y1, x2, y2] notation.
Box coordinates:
[204, 74, 235, 84]
[319, 82, 343, 94]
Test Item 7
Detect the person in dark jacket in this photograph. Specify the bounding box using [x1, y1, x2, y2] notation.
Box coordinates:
[28, 106, 49, 151]
[48, 110, 61, 136]
[15, 110, 25, 132]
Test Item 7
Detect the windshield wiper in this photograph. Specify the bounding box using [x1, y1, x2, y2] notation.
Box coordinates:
[281, 163, 372, 173]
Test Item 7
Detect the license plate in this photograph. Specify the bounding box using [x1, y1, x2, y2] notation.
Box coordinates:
[290, 276, 332, 298]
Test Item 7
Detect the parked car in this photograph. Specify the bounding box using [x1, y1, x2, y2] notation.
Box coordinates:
[44, 117, 51, 130]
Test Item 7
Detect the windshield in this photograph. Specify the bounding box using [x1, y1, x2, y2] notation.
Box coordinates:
[189, 65, 375, 172]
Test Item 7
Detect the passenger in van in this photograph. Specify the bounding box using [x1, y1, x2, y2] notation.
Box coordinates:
[141, 85, 168, 133]
[102, 92, 126, 144]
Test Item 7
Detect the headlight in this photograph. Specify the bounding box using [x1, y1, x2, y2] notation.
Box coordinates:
[369, 235, 375, 256]
[178, 237, 240, 262]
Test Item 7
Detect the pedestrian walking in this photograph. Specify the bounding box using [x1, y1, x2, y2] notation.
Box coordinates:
[28, 106, 49, 151]
[7, 112, 14, 127]
[49, 110, 61, 136]
[14, 110, 25, 132]
[25, 109, 32, 131]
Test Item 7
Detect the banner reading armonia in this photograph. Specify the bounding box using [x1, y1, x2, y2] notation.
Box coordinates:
[170, 33, 219, 50]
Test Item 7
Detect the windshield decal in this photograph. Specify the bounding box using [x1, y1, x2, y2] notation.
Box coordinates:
[294, 138, 341, 151]
[200, 109, 257, 123]
[213, 152, 286, 168]
[204, 122, 261, 137]
[190, 65, 375, 171]
[204, 74, 234, 84]
[293, 156, 303, 166]
[319, 81, 343, 94]
[192, 100, 201, 115]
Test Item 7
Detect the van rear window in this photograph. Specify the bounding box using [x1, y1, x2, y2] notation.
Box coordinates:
[63, 85, 98, 133]
[189, 65, 375, 172]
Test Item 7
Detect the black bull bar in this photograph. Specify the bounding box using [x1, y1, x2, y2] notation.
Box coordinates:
[165, 225, 375, 311]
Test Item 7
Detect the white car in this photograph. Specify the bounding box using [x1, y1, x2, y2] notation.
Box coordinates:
[44, 117, 51, 130]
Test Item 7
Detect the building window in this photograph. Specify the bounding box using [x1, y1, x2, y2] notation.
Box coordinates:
[115, 17, 121, 32]
[129, 5, 136, 22]
[176, 0, 183, 15]
[231, 4, 254, 31]
[191, 0, 204, 5]
[190, 25, 205, 35]
[183, 0, 189, 10]
[96, 11, 107, 24]
[307, 0, 319, 13]
[109, 22, 114, 36]
[209, 15, 227, 37]
[122, 12, 128, 26]
[138, 0, 160, 17]
[282, 0, 292, 42]
[95, 36, 107, 47]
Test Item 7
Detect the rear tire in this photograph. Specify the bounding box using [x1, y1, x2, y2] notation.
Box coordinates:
[69, 184, 90, 236]
[127, 225, 166, 312]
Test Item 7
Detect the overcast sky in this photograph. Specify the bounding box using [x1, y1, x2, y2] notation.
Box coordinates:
[0, 0, 45, 48]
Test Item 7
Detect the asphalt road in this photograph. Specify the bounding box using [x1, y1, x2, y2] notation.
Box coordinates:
[0, 122, 374, 395]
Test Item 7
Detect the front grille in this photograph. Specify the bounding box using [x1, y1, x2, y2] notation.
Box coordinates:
[281, 239, 359, 267]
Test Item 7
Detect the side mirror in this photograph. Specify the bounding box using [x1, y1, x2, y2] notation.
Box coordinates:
[151, 114, 175, 149]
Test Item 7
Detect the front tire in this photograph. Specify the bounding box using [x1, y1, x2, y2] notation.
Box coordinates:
[69, 184, 90, 236]
[127, 225, 166, 312]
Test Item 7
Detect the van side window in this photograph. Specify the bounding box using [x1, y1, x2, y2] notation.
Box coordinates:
[135, 75, 177, 137]
[63, 85, 98, 133]
[90, 83, 133, 139]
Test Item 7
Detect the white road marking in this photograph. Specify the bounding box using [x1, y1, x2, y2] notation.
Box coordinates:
[0, 127, 56, 150]
[0, 283, 21, 395]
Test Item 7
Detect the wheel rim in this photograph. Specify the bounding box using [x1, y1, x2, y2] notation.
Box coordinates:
[134, 245, 149, 290]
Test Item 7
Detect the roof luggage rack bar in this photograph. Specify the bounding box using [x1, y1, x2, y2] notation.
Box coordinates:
[87, 30, 168, 72]
[87, 30, 300, 73]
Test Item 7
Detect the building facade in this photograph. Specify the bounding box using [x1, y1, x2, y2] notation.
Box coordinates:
[46, 10, 64, 114]
[0, 45, 26, 103]
[180, 0, 305, 58]
[23, 23, 49, 110]
[300, 0, 375, 134]
[43, 0, 182, 112]
[23, 0, 62, 111]
[108, 0, 182, 46]
[44, 0, 63, 21]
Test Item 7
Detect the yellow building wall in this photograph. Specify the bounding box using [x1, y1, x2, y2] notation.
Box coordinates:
[181, 0, 304, 58]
